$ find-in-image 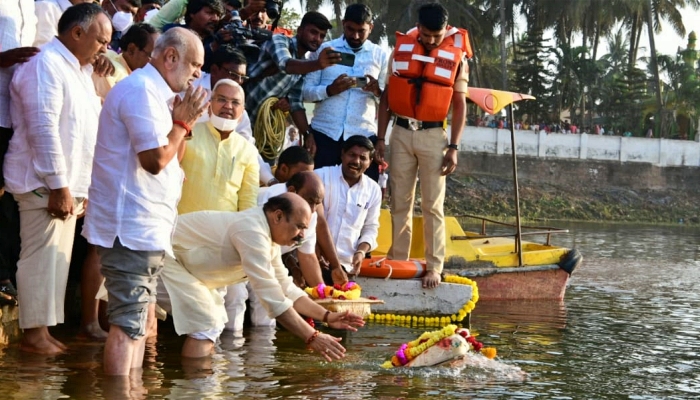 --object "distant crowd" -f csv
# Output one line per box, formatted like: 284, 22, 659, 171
468, 115, 688, 139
